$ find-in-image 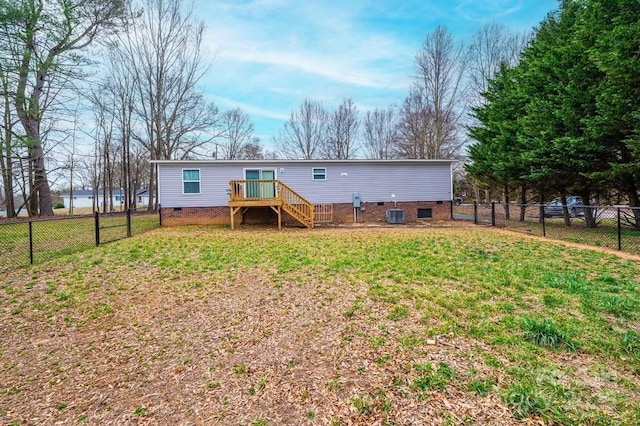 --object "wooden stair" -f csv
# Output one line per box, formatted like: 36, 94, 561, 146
278, 180, 314, 228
